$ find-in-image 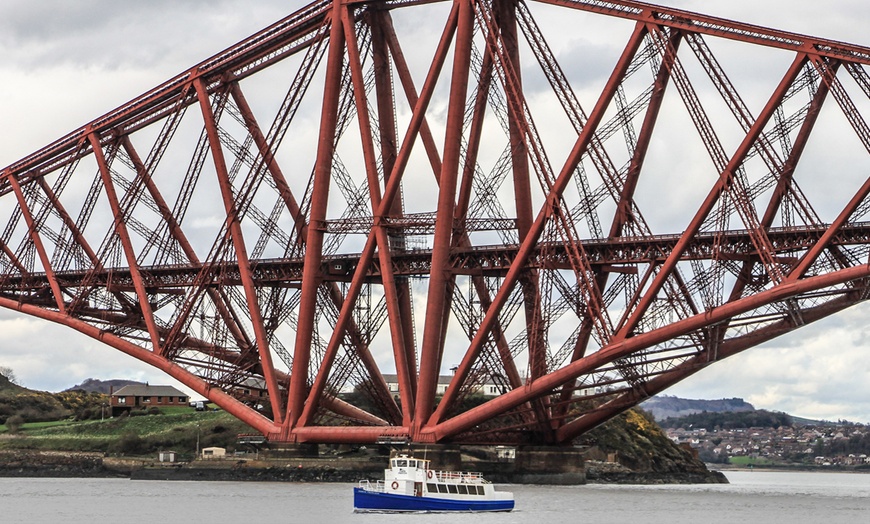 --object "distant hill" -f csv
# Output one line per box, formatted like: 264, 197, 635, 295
790, 415, 828, 426
659, 408, 793, 430
641, 395, 754, 421
63, 378, 145, 394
